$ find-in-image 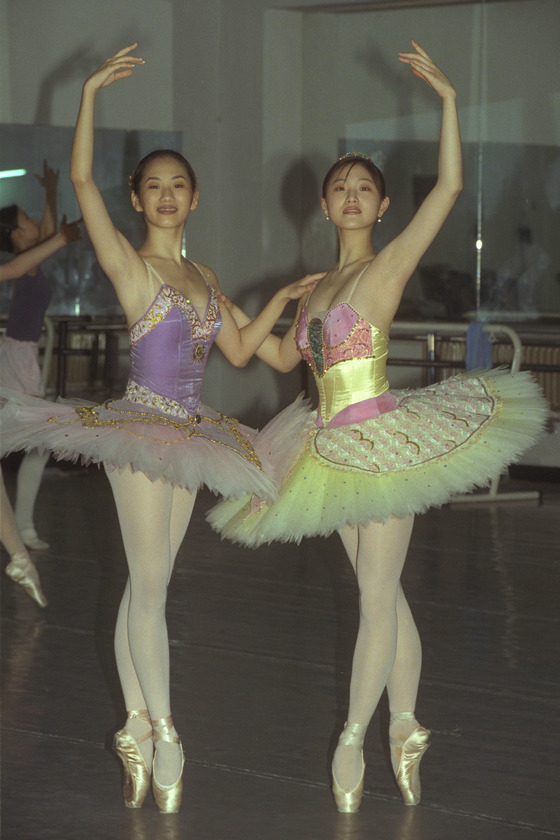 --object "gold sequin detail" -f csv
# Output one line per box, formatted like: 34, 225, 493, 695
129, 285, 219, 345
47, 397, 262, 468
122, 381, 194, 419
